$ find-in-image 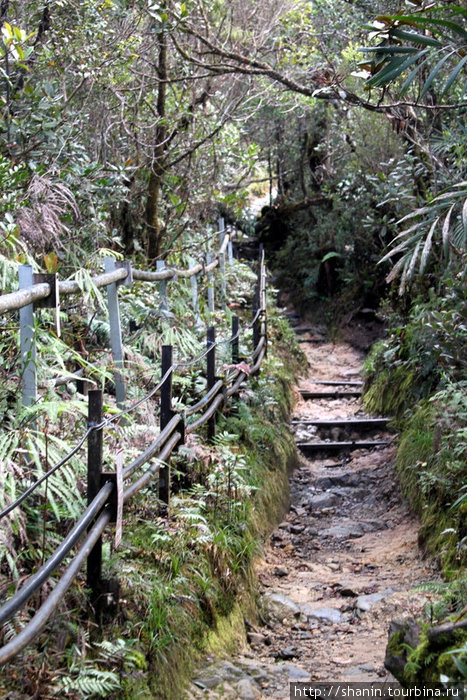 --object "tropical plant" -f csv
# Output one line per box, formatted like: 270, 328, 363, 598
357, 4, 467, 291
360, 5, 467, 101
381, 182, 467, 293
